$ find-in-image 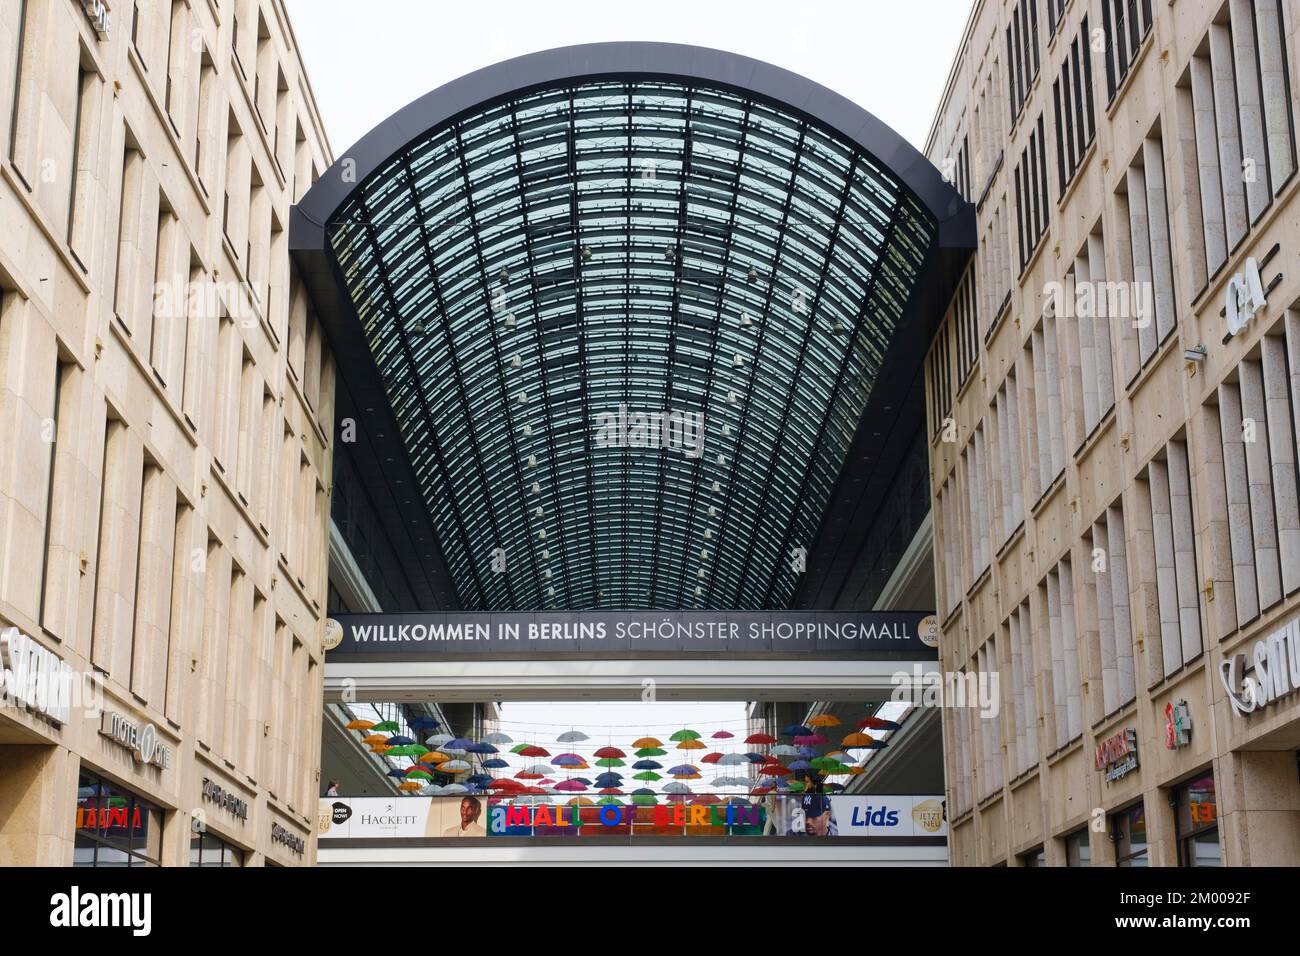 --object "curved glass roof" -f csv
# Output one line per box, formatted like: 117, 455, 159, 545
325, 78, 937, 611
